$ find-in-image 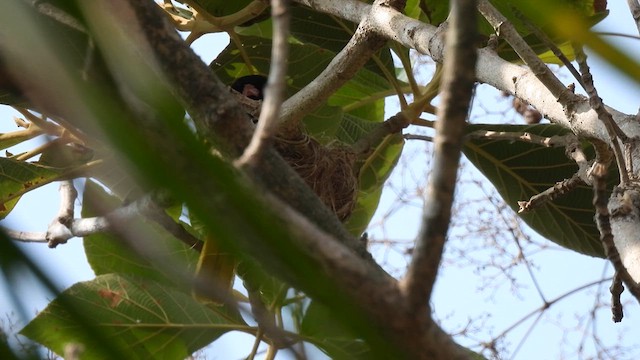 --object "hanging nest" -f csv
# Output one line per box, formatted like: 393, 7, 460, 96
274, 134, 358, 222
